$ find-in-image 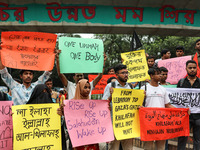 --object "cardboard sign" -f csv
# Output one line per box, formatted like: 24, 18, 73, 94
139, 107, 189, 141
0, 101, 13, 150
64, 100, 114, 147
59, 37, 104, 73
121, 50, 150, 82
161, 84, 177, 88
167, 88, 200, 113
112, 88, 144, 140
12, 104, 61, 150
1, 31, 57, 71
88, 74, 116, 94
158, 56, 191, 84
